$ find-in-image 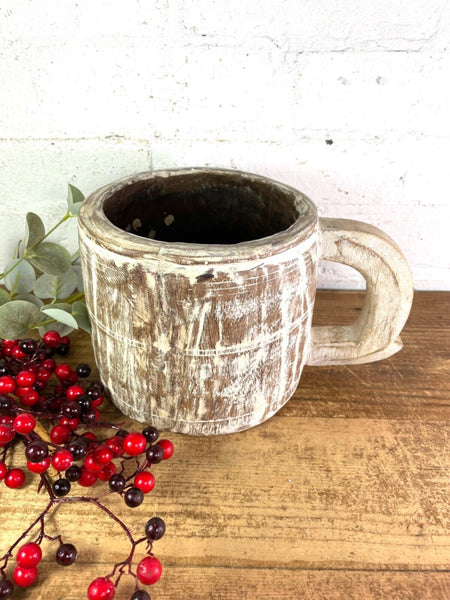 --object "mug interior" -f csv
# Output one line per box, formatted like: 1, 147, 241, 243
102, 171, 303, 244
